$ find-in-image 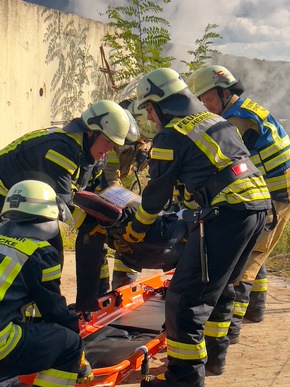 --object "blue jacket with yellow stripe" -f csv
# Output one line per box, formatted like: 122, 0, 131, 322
131, 111, 271, 234
223, 97, 290, 202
